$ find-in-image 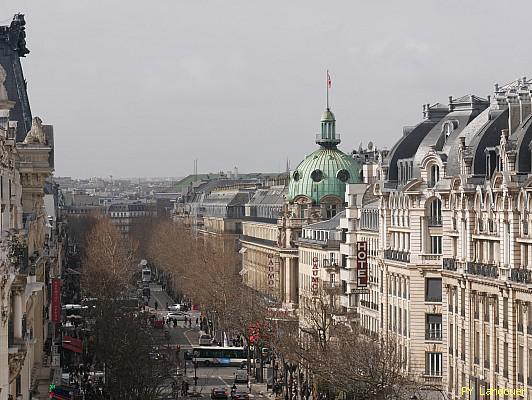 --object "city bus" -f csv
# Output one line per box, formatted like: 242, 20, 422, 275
142, 267, 151, 283
185, 346, 247, 367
